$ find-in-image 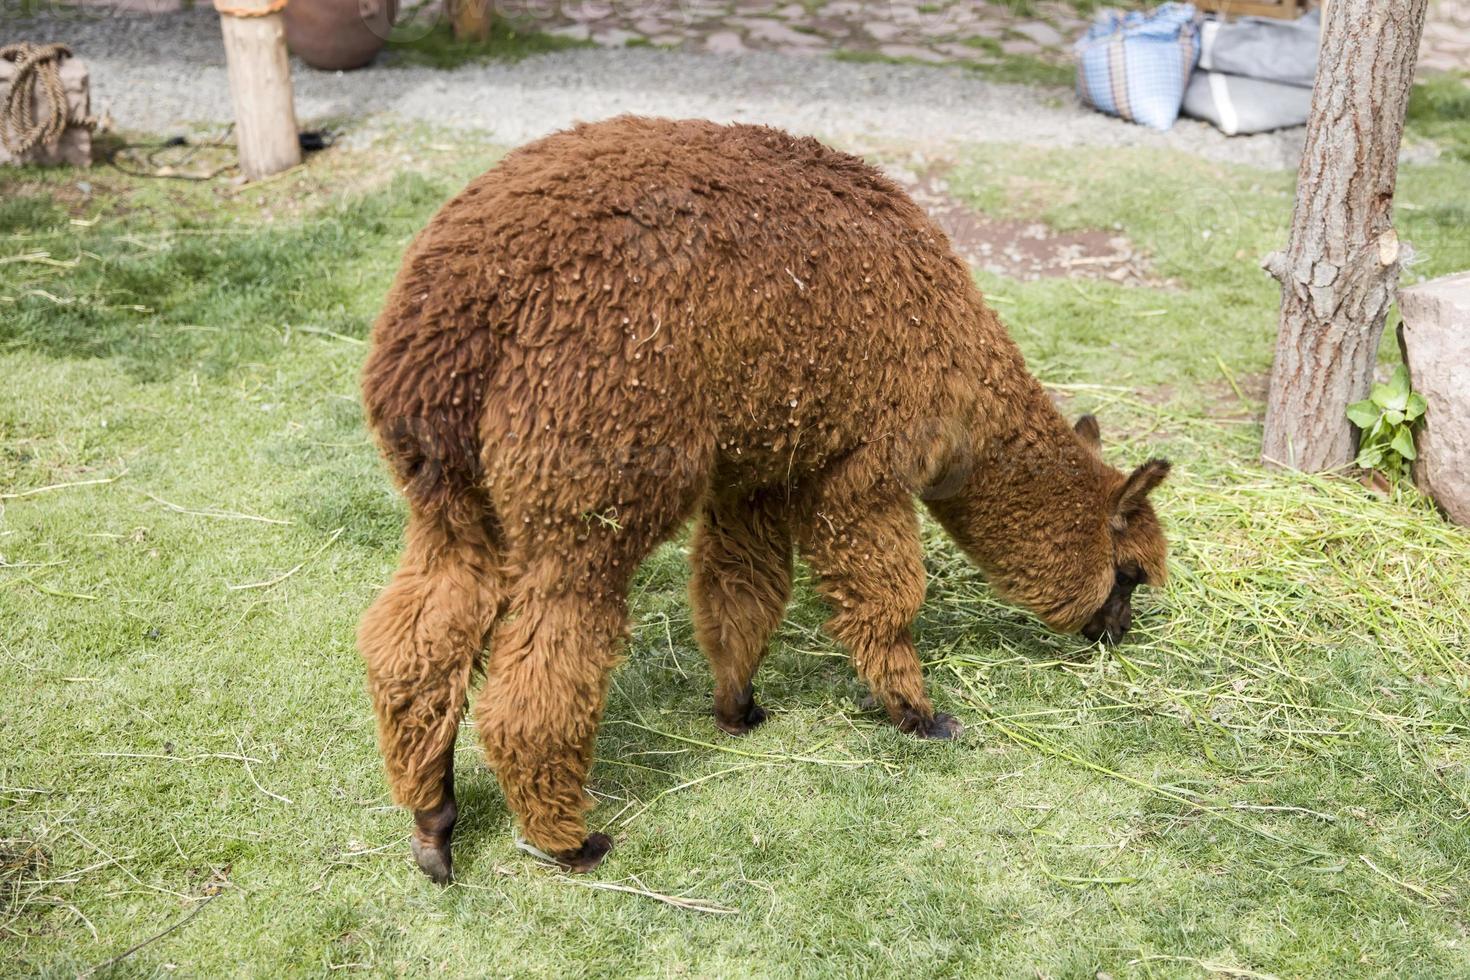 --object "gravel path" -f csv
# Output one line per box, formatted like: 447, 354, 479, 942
11, 9, 1306, 168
